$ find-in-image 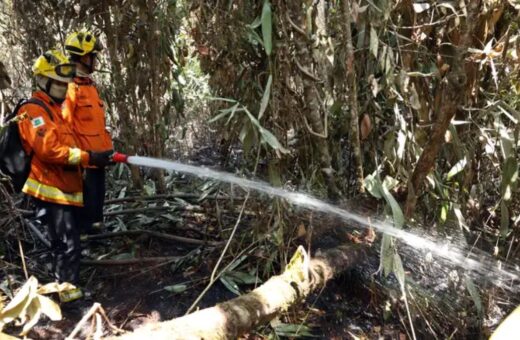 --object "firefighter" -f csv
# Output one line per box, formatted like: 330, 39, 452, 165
18, 50, 113, 300
63, 30, 113, 234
